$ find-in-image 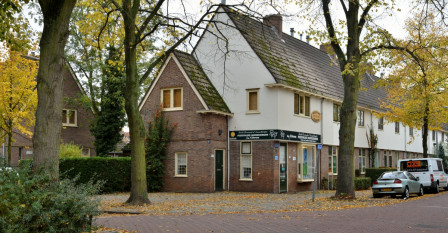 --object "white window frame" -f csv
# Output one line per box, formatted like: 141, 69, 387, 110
333, 104, 341, 122
297, 144, 316, 182
161, 87, 183, 111
240, 141, 252, 180
294, 93, 310, 117
328, 146, 338, 175
62, 109, 77, 127
246, 89, 260, 114
378, 117, 384, 131
358, 110, 364, 127
175, 152, 187, 177
358, 149, 366, 174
